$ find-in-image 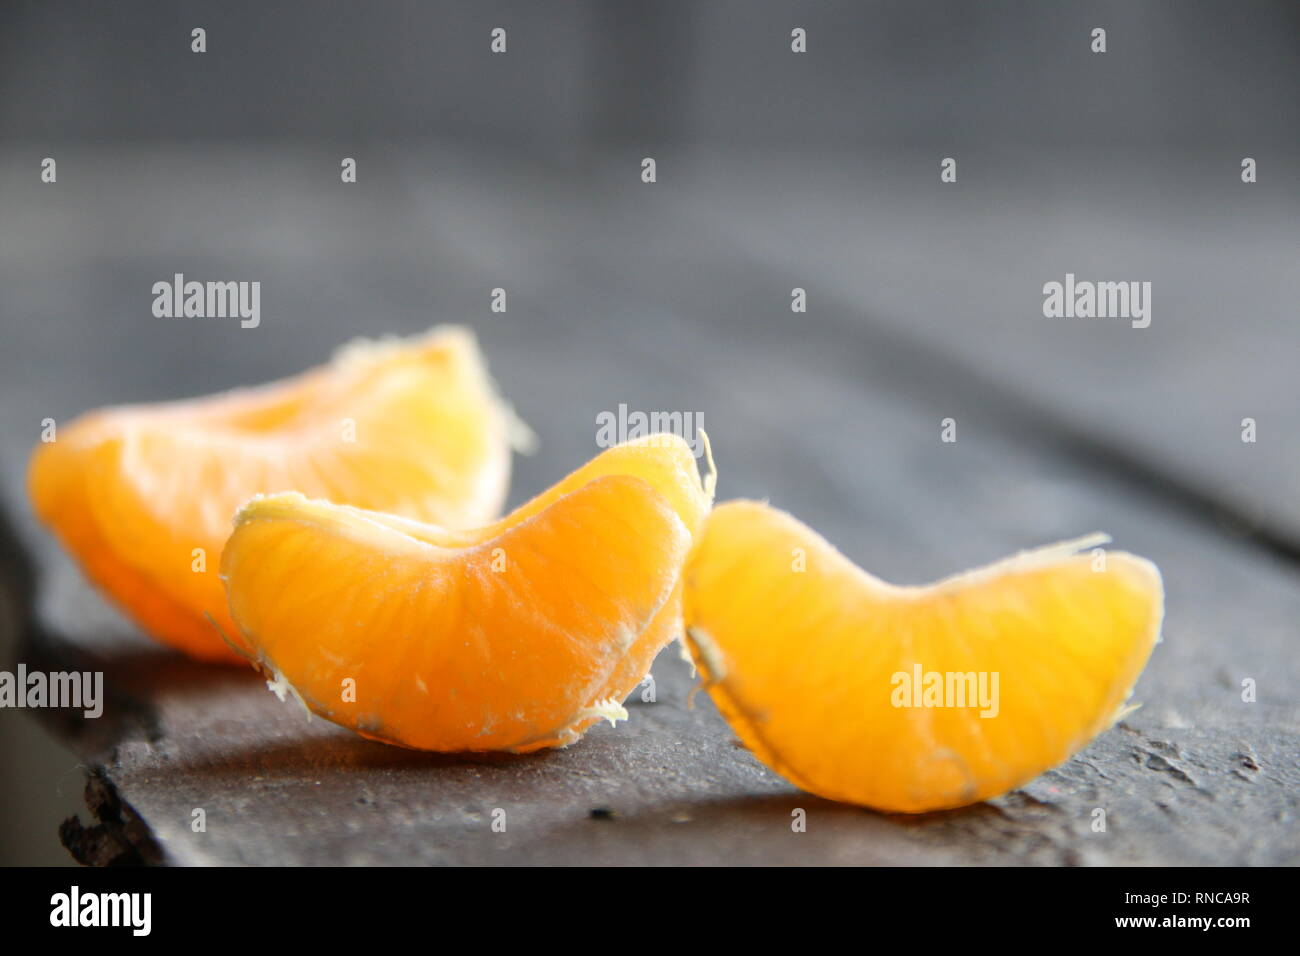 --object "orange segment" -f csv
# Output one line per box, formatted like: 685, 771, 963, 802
28, 327, 518, 662
221, 435, 713, 752
683, 501, 1164, 813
